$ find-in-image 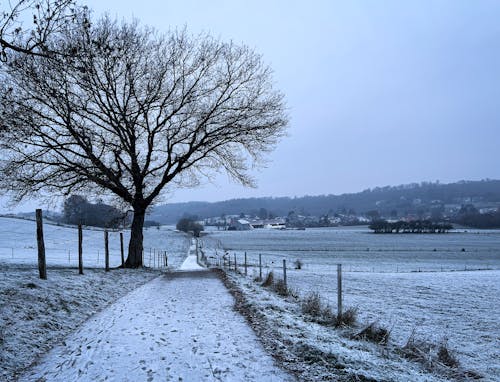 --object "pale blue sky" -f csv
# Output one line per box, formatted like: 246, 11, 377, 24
3, 0, 500, 211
